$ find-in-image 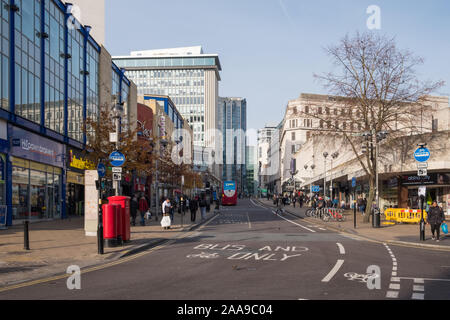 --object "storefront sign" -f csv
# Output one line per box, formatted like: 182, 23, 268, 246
9, 125, 65, 168
68, 149, 95, 171
401, 173, 450, 186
